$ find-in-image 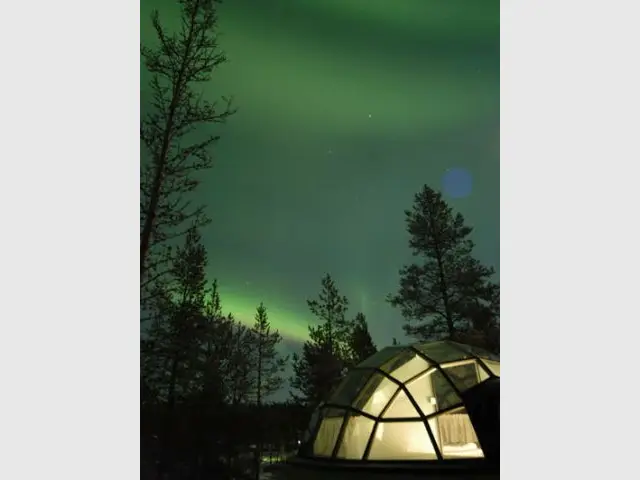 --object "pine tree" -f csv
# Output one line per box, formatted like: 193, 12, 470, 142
161, 227, 210, 408
140, 0, 235, 298
451, 301, 500, 353
348, 312, 377, 365
140, 227, 211, 476
226, 319, 255, 405
290, 274, 351, 406
198, 279, 234, 401
388, 185, 500, 341
250, 303, 289, 480
290, 326, 343, 407
251, 303, 289, 402
307, 274, 350, 360
196, 283, 263, 474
